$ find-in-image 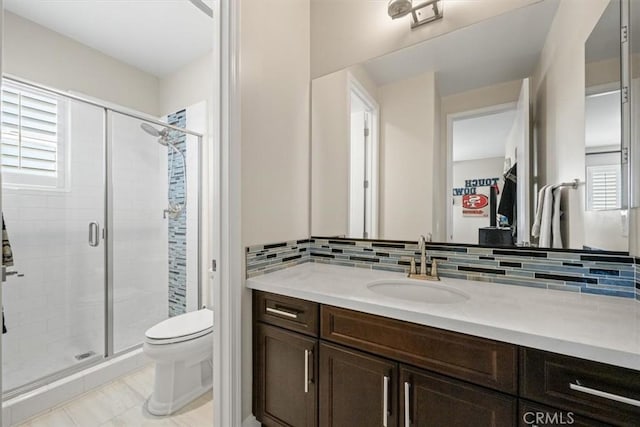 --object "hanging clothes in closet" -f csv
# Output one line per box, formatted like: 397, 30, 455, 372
497, 163, 517, 234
